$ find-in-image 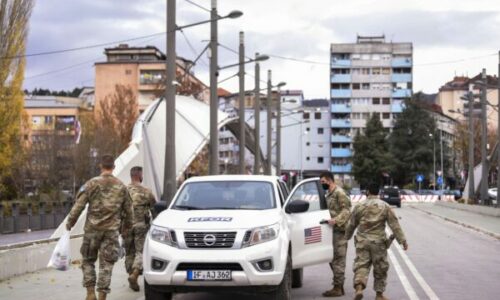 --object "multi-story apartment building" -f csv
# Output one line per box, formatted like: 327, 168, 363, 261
95, 44, 209, 113
330, 35, 413, 184
438, 74, 499, 128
